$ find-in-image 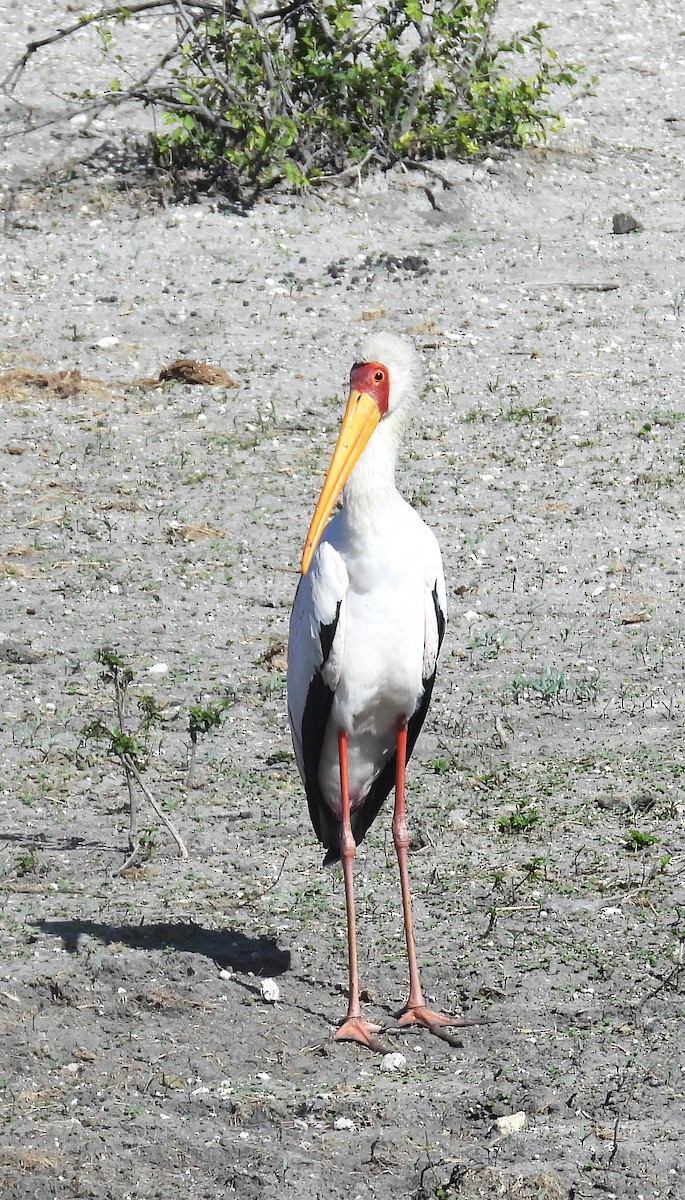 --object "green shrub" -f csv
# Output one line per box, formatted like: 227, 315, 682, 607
151, 0, 582, 195
7, 1, 584, 200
